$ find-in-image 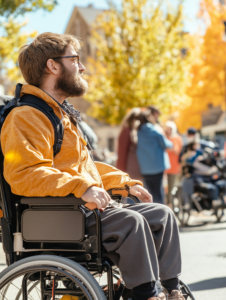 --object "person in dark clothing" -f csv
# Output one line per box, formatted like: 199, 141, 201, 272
179, 127, 217, 162
117, 108, 143, 182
